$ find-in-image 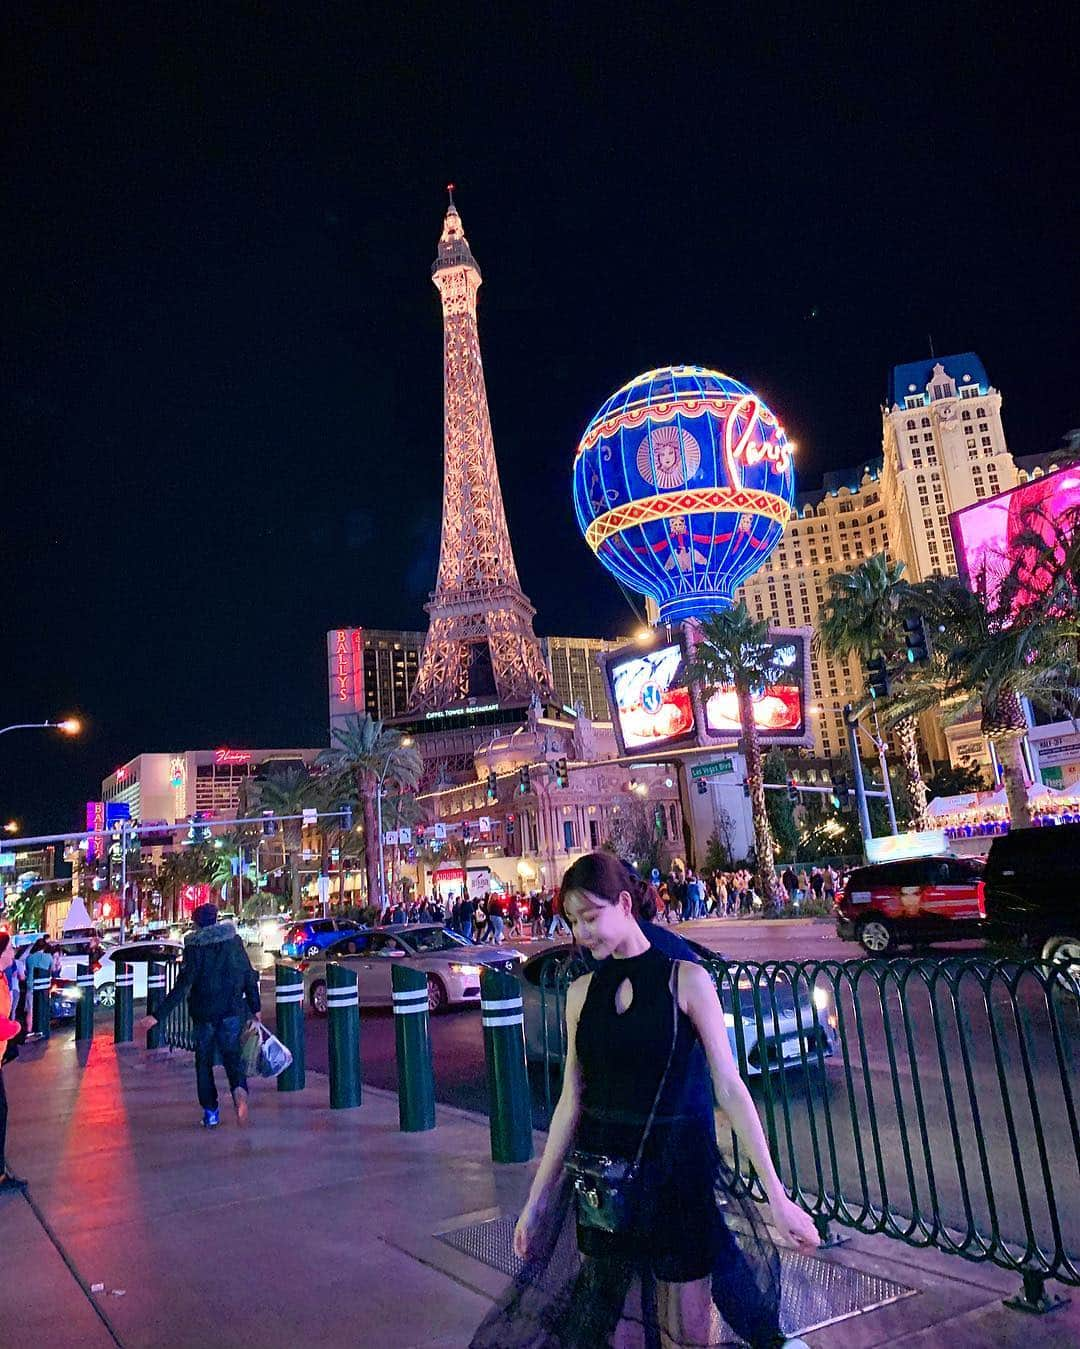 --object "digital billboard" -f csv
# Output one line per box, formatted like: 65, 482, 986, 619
606, 641, 696, 752
950, 468, 1080, 622
702, 633, 809, 742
